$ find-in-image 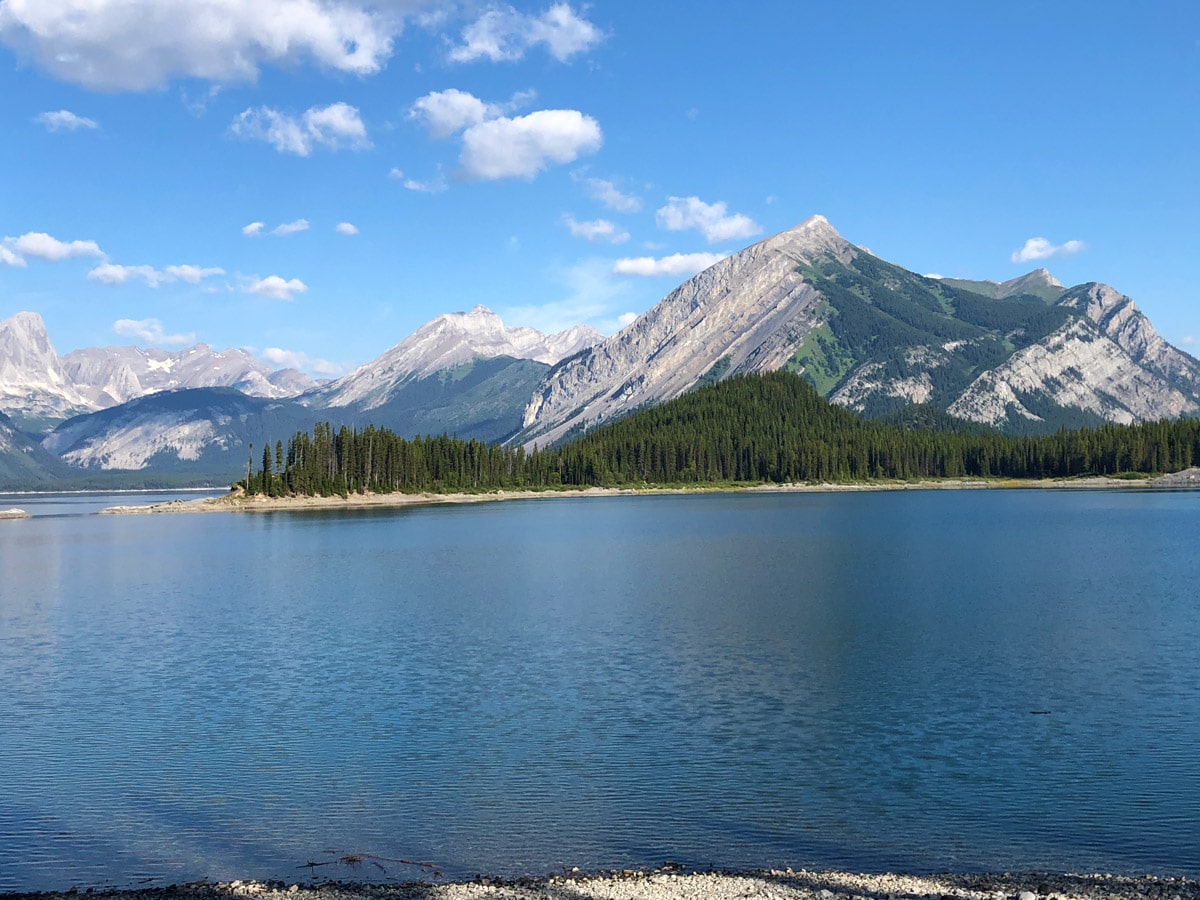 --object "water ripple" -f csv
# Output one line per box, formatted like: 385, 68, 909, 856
2, 491, 1200, 891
